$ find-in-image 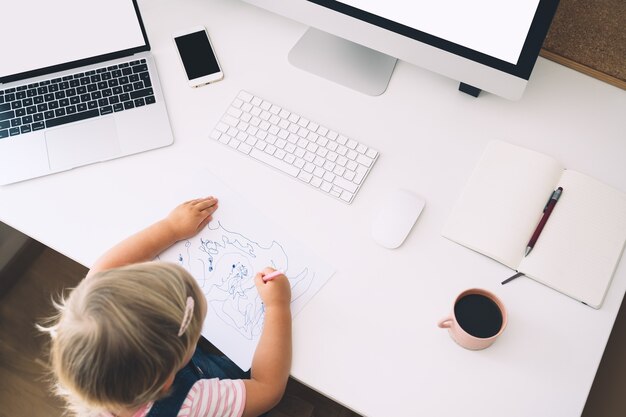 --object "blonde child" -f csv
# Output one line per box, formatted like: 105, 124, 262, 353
42, 196, 292, 417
